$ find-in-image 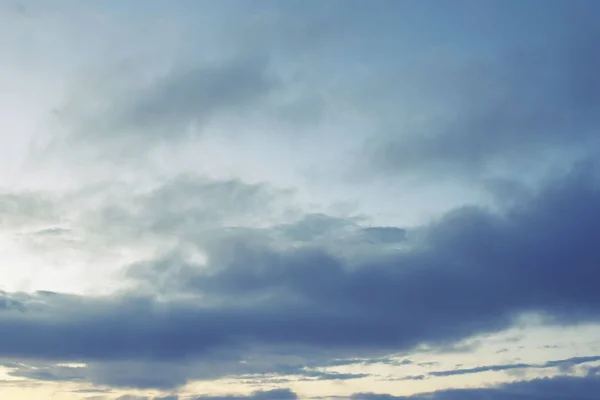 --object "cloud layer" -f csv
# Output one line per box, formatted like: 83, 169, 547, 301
1, 1, 600, 398
1, 162, 600, 391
